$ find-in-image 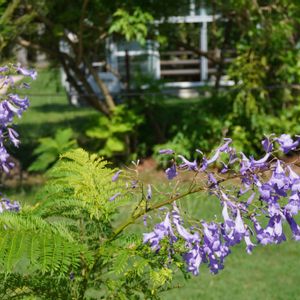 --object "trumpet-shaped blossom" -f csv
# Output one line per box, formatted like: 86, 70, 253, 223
276, 134, 300, 153
112, 170, 122, 182
178, 155, 198, 171
16, 65, 37, 80
143, 213, 177, 251
165, 163, 177, 180
159, 149, 174, 155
